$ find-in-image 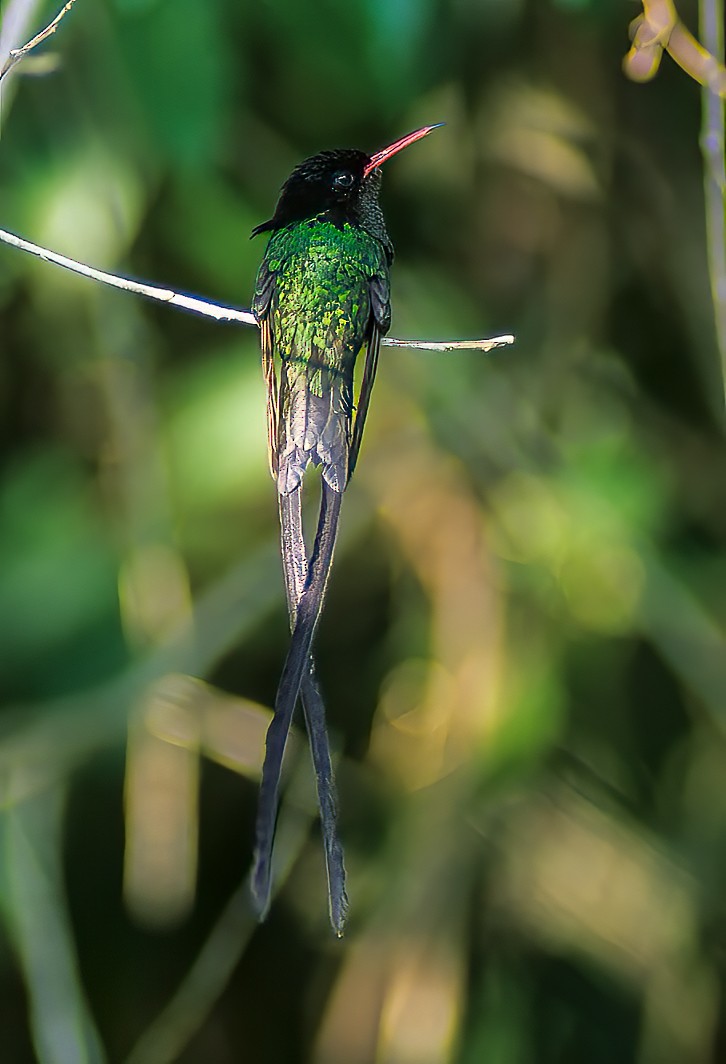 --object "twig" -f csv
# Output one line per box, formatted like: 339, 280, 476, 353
0, 225, 514, 351
383, 334, 514, 352
0, 0, 45, 123
0, 0, 79, 84
0, 0, 44, 74
0, 225, 258, 324
700, 0, 726, 407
